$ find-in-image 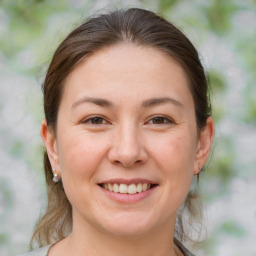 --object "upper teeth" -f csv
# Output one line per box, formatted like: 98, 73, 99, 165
103, 183, 150, 194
